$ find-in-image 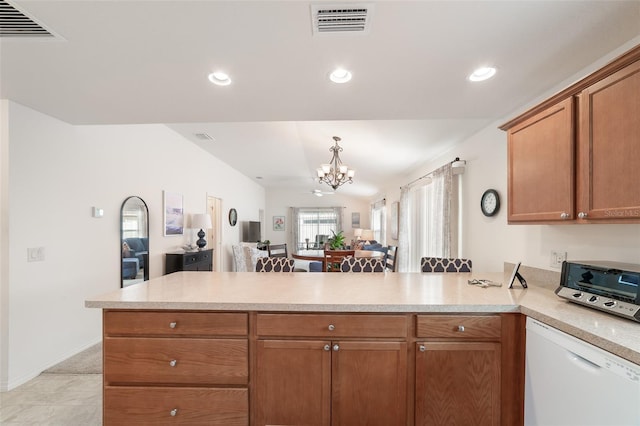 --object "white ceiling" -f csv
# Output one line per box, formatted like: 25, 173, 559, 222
2, 0, 640, 197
